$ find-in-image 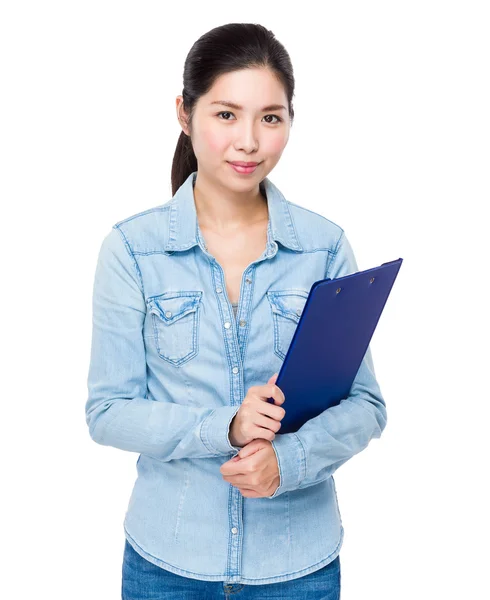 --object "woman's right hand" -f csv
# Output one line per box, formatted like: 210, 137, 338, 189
228, 373, 286, 447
